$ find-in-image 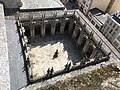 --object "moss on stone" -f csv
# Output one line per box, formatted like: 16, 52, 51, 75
39, 64, 120, 90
